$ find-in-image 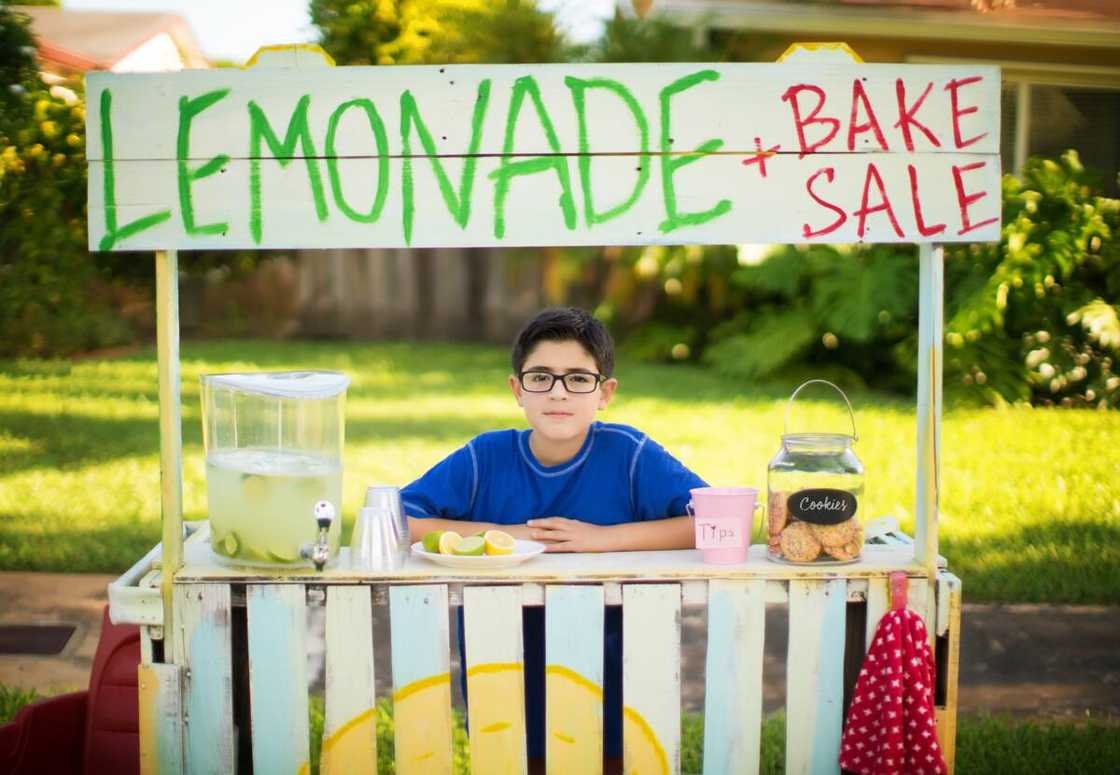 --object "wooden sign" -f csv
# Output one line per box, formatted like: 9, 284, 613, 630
86, 62, 1001, 251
